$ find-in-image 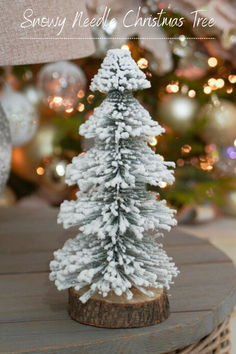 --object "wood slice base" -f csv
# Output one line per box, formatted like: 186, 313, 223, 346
68, 287, 169, 328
